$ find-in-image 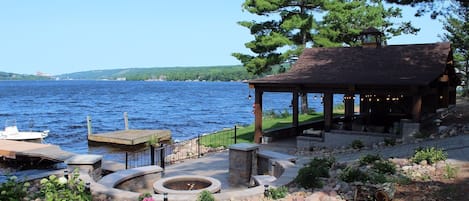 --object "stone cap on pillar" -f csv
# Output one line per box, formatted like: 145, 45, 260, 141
65, 154, 103, 165
229, 143, 259, 151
